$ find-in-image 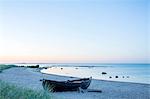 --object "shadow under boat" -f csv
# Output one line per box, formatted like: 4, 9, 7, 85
41, 77, 92, 92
